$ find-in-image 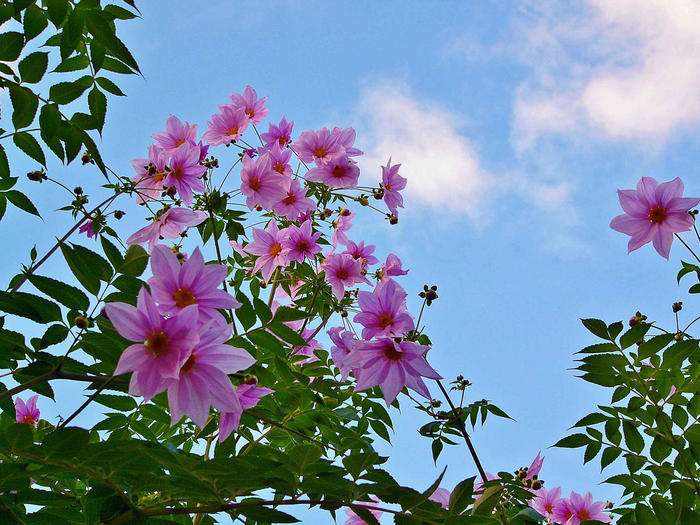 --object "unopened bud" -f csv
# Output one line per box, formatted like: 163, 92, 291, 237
388, 215, 398, 225
114, 210, 124, 220
672, 302, 683, 313
27, 170, 45, 182
74, 316, 88, 329
340, 310, 348, 318
81, 152, 93, 165
166, 186, 177, 198
340, 208, 351, 216
358, 196, 369, 206
255, 205, 263, 212
73, 186, 83, 195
